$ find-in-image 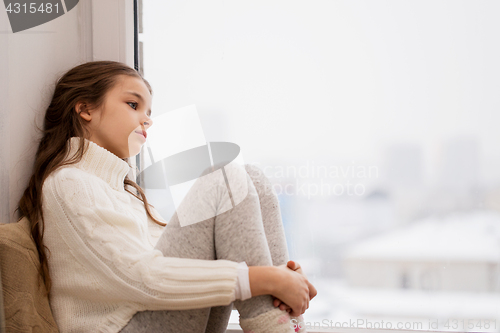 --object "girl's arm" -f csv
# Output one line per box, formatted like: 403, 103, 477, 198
42, 168, 247, 311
